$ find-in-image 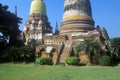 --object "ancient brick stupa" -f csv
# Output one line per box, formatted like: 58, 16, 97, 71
23, 0, 52, 45
23, 0, 109, 64
60, 0, 94, 35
